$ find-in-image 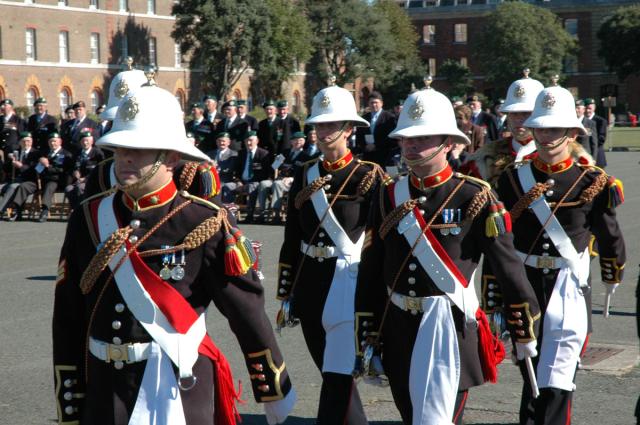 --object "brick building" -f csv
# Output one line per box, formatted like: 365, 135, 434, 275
396, 0, 640, 115
0, 0, 309, 118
